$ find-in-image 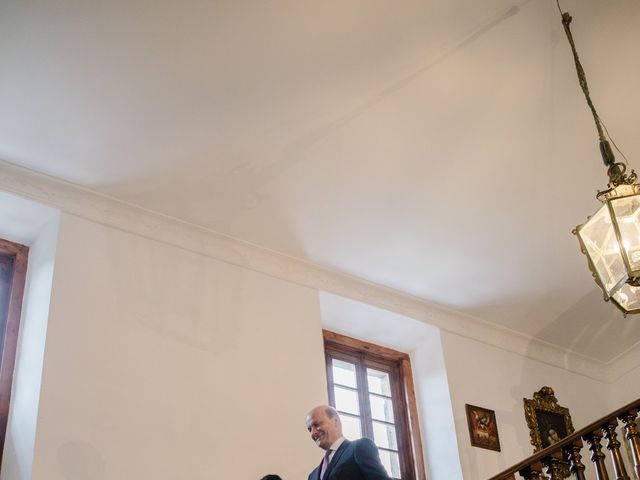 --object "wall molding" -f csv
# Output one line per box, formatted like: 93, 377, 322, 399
605, 342, 640, 383
0, 159, 626, 382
